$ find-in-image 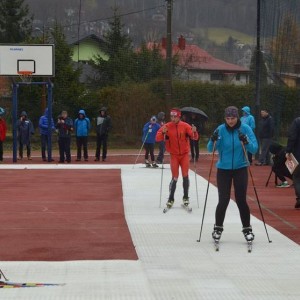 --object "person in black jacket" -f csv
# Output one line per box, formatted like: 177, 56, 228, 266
255, 109, 274, 166
269, 142, 292, 188
95, 107, 112, 162
286, 117, 300, 208
187, 113, 202, 162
